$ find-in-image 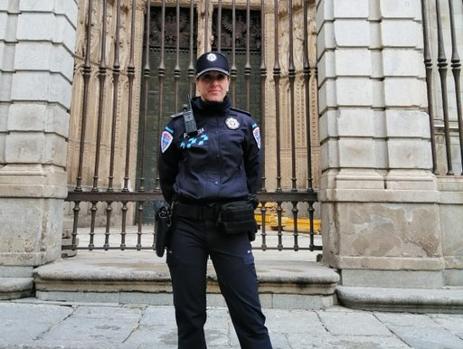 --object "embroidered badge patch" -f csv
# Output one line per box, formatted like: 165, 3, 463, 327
225, 117, 240, 130
253, 127, 261, 149
180, 134, 209, 149
207, 53, 217, 61
161, 130, 173, 153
